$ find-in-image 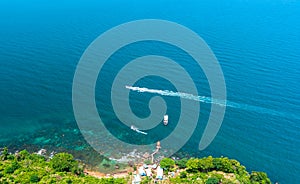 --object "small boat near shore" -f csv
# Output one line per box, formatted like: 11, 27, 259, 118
163, 115, 168, 125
